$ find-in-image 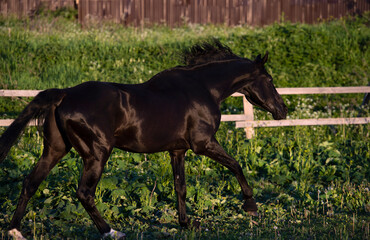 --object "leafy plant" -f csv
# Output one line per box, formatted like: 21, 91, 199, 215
0, 13, 369, 239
